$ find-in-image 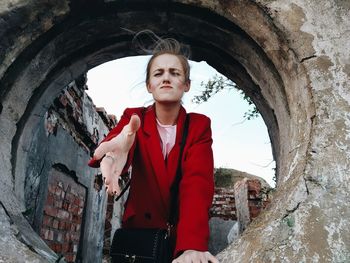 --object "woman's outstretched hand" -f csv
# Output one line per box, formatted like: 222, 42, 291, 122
172, 250, 219, 263
93, 114, 141, 195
